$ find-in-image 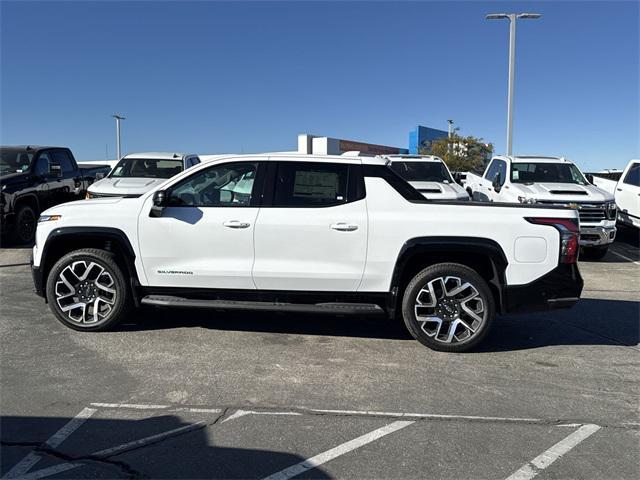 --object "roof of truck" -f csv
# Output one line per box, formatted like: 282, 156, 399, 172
510, 155, 568, 163
0, 145, 67, 151
209, 153, 389, 166
123, 152, 197, 160
382, 154, 444, 163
